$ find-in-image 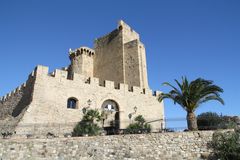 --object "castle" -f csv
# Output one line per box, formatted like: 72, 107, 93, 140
0, 20, 164, 136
